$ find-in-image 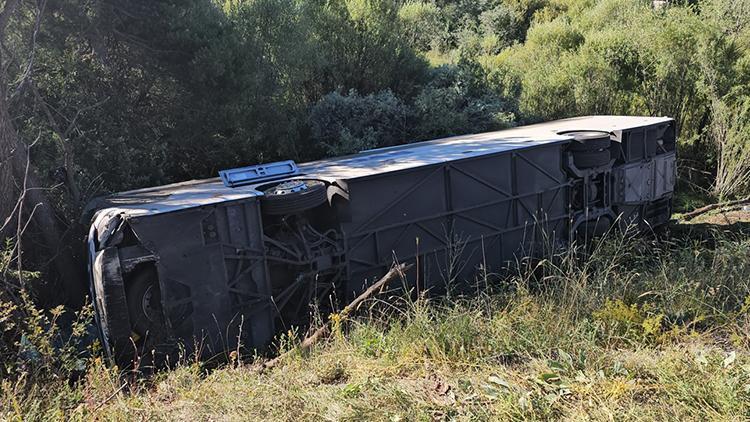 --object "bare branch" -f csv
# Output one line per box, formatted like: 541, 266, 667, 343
62, 96, 110, 138
2, 133, 39, 286
14, 130, 32, 281
0, 184, 22, 233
